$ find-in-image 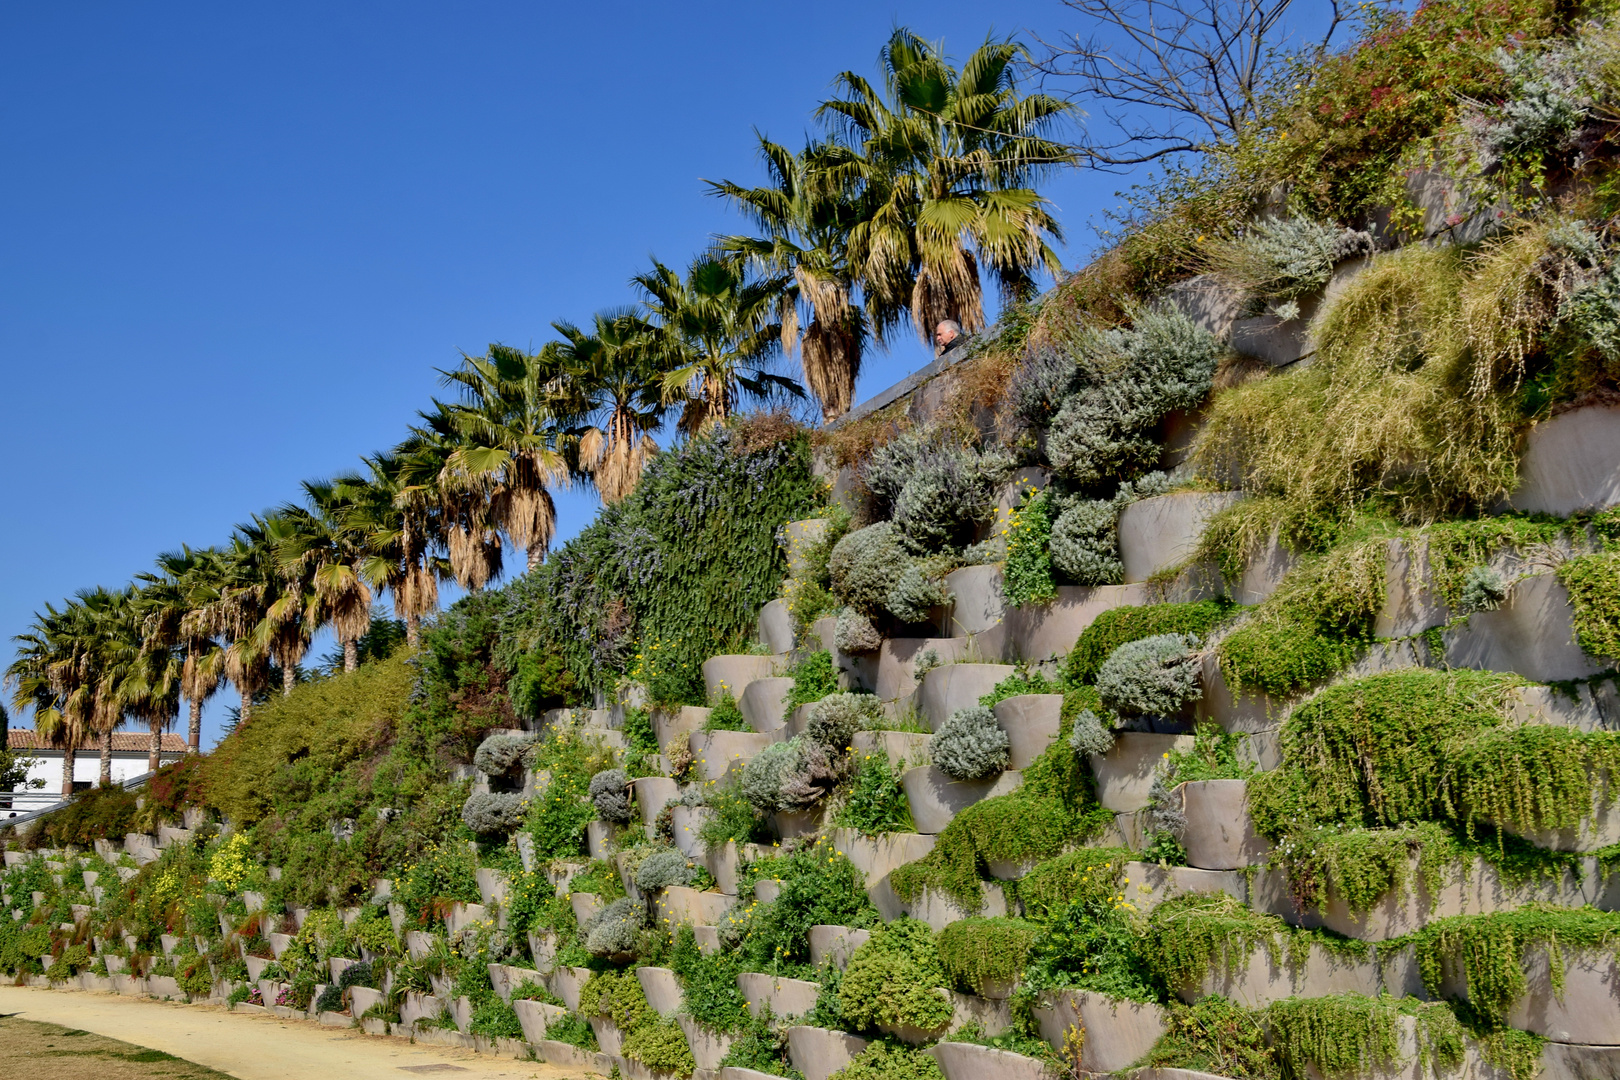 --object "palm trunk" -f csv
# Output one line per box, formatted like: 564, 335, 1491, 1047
406, 612, 421, 650
344, 639, 359, 672
527, 543, 543, 571
99, 730, 113, 787
282, 660, 296, 696
239, 691, 252, 728
60, 747, 75, 796
187, 697, 203, 754
148, 720, 161, 776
